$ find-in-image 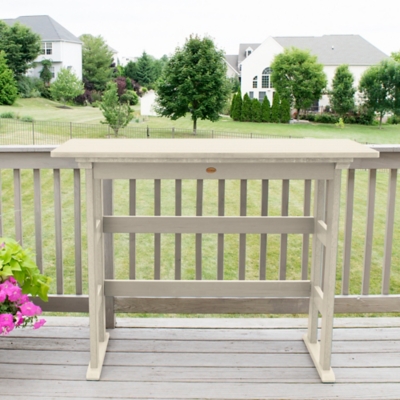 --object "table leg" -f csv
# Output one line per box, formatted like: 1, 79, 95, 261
304, 170, 341, 383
